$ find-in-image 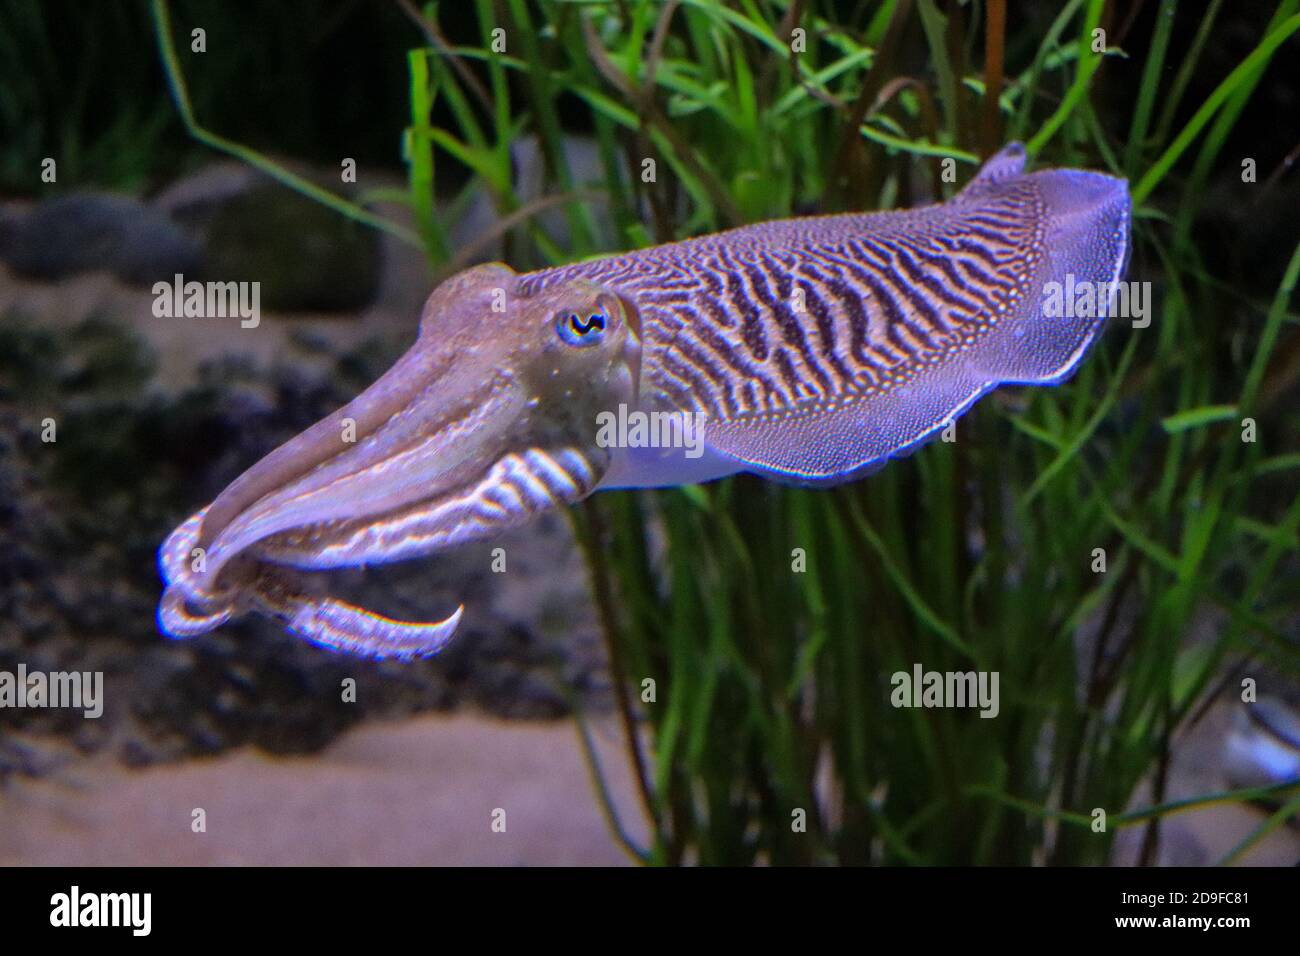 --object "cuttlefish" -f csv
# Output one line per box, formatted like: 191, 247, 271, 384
157, 144, 1131, 658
